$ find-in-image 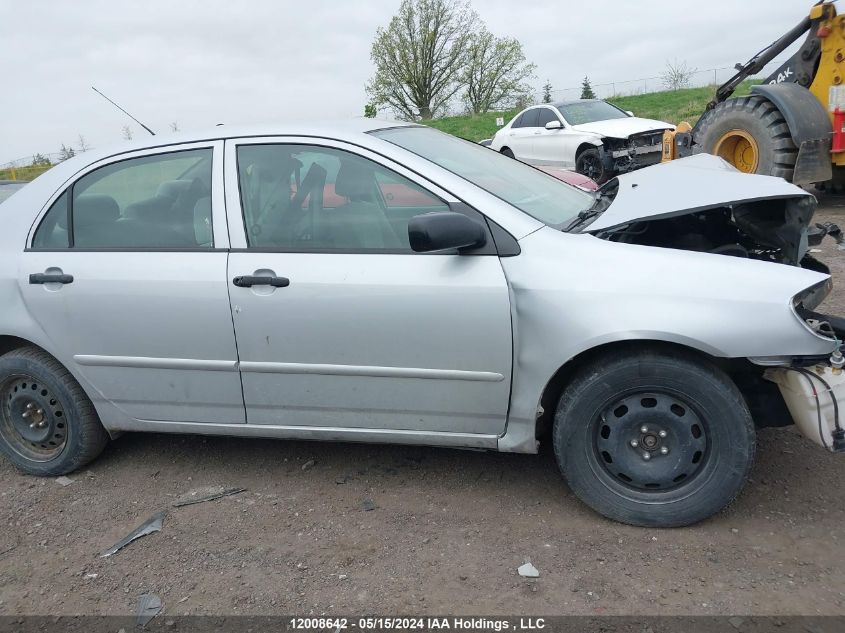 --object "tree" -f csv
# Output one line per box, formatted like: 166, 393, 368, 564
662, 59, 696, 91
542, 80, 552, 104
366, 0, 478, 120
77, 134, 91, 152
461, 27, 535, 114
30, 153, 51, 167
364, 104, 378, 118
122, 125, 134, 141
580, 76, 596, 99
58, 144, 76, 161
